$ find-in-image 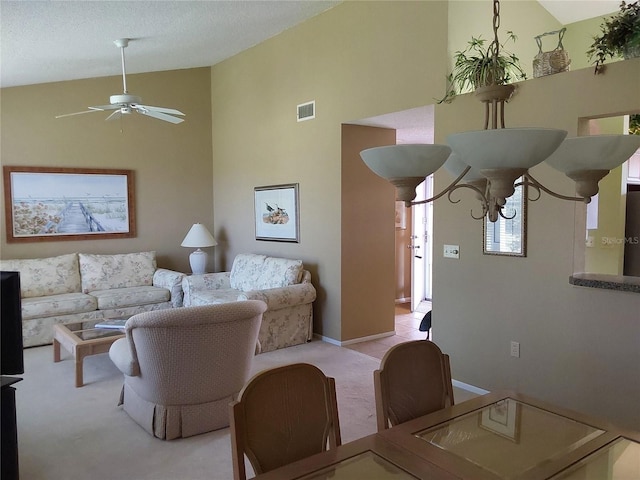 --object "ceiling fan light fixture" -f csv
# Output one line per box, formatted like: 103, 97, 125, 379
56, 38, 185, 124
